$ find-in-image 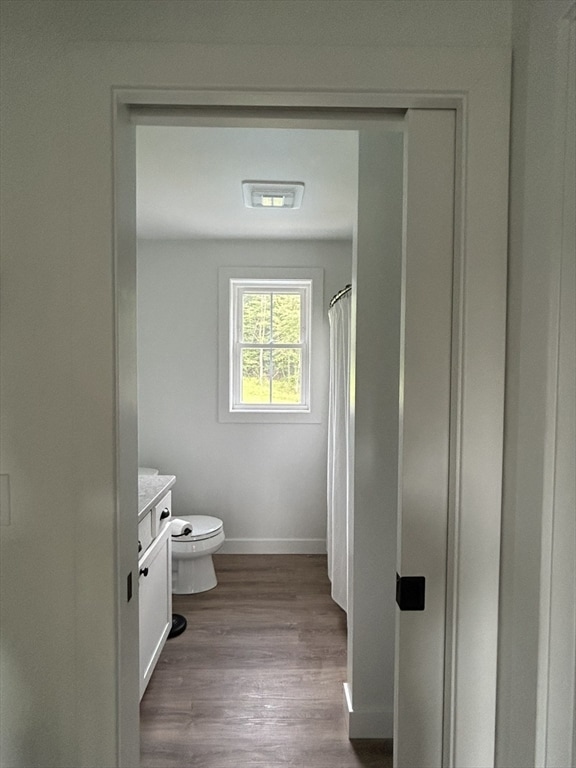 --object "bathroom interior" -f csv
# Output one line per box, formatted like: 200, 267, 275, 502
136, 124, 355, 558
135, 122, 403, 744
